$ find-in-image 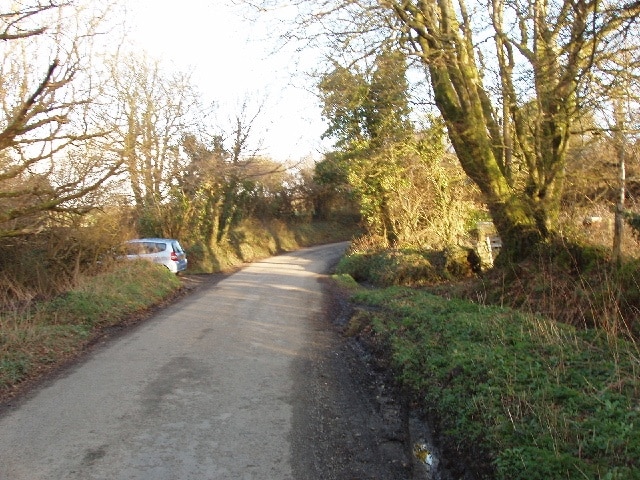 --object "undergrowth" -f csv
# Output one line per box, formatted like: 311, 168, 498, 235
0, 218, 357, 399
336, 245, 474, 286
336, 237, 640, 479
348, 286, 640, 480
0, 261, 181, 395
185, 218, 360, 273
